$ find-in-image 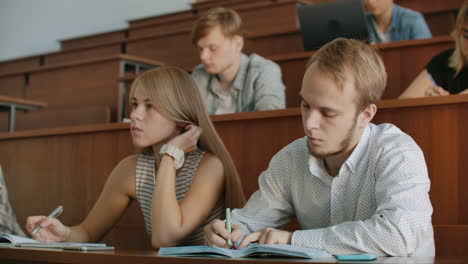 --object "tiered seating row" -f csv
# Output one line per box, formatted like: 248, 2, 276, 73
0, 0, 461, 73
0, 55, 163, 130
